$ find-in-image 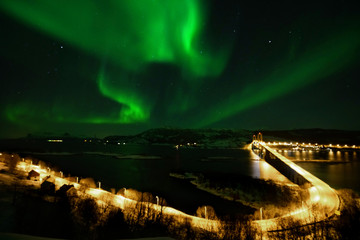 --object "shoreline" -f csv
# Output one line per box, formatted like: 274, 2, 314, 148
189, 179, 262, 209
169, 172, 289, 210
14, 151, 163, 160
290, 159, 350, 163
